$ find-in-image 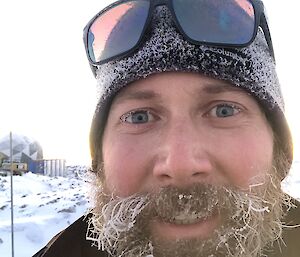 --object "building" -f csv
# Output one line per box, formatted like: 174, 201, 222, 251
0, 134, 66, 176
